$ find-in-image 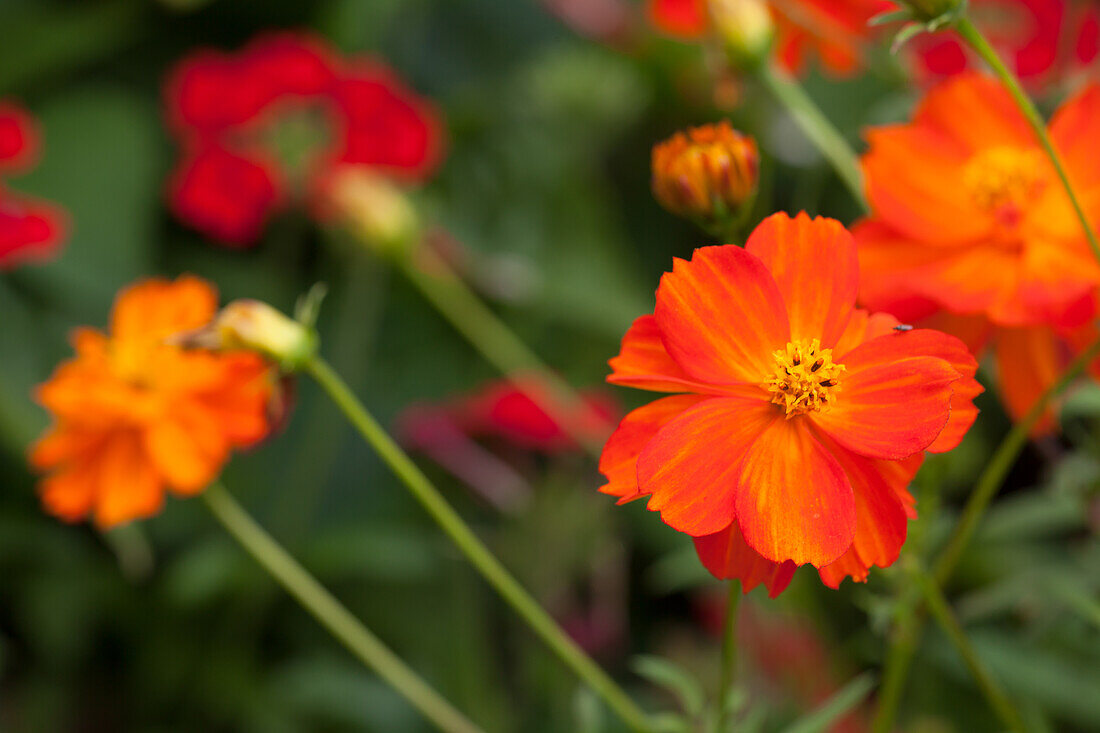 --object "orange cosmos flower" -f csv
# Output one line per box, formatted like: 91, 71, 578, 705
600, 212, 981, 594
652, 121, 759, 226
30, 276, 274, 527
855, 73, 1100, 431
